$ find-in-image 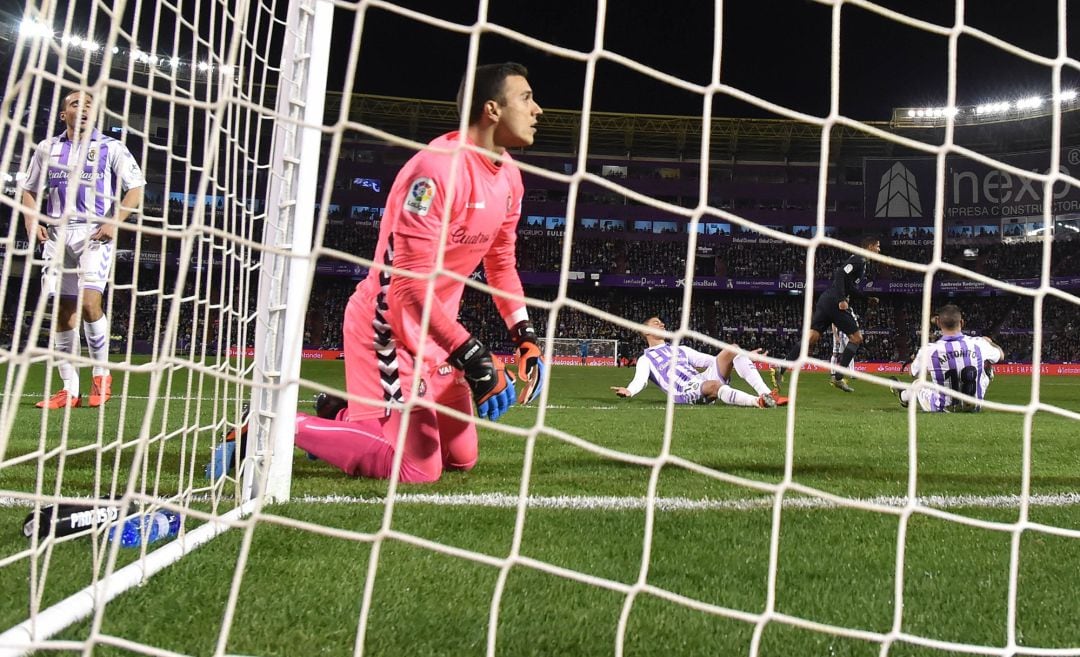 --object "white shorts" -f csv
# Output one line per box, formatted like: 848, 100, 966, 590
678, 365, 728, 405
41, 224, 114, 298
701, 359, 729, 387
914, 376, 992, 412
